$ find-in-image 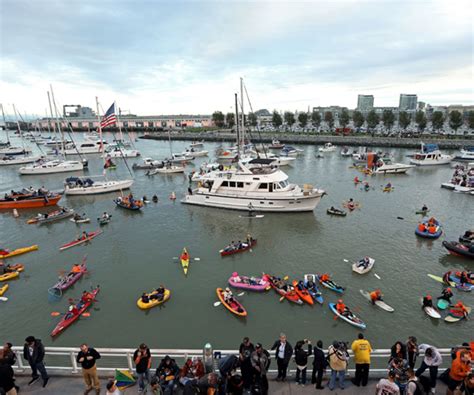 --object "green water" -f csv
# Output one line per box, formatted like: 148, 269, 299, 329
0, 132, 472, 349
